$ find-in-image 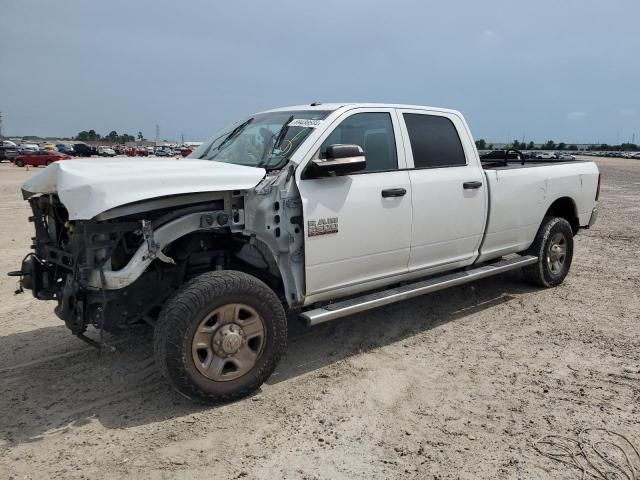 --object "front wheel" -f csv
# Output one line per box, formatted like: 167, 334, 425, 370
15, 159, 24, 167
154, 271, 287, 403
523, 216, 574, 287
